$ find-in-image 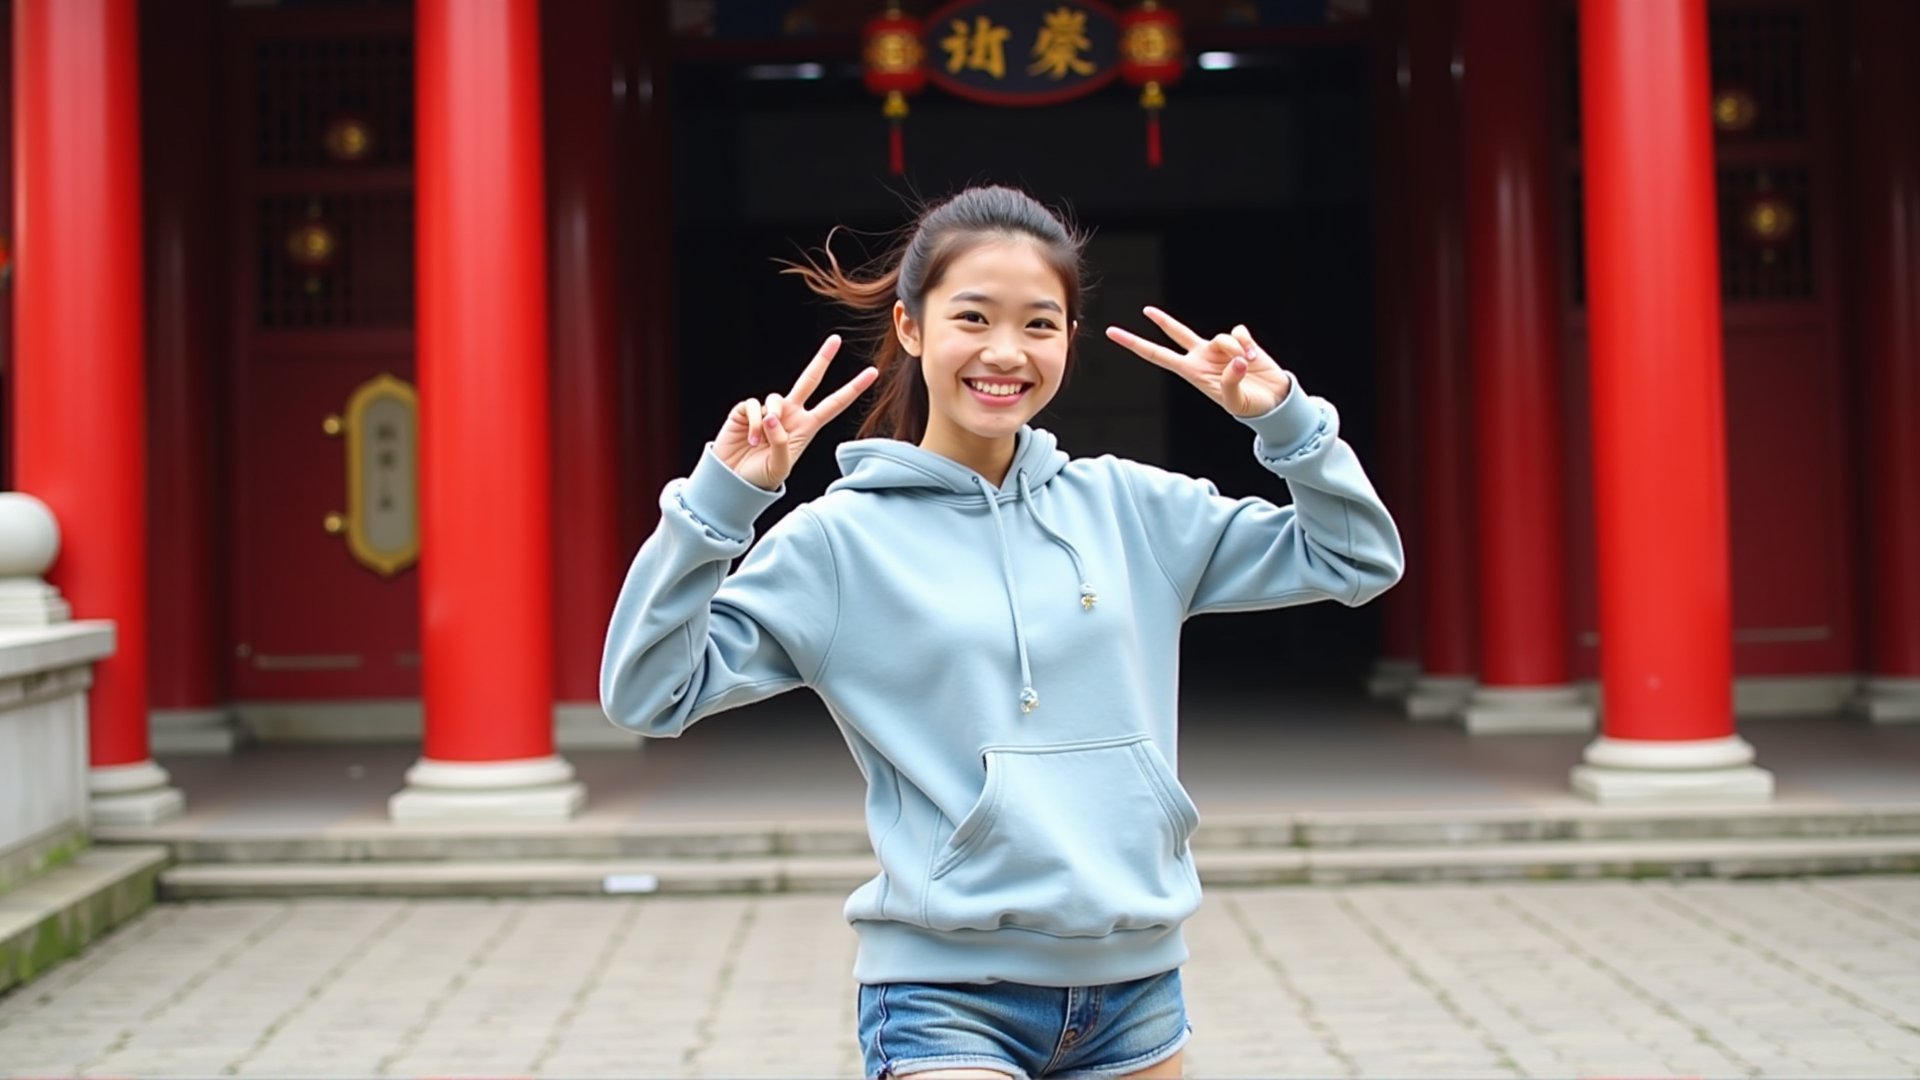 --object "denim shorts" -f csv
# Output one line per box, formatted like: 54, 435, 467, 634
857, 967, 1191, 1079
